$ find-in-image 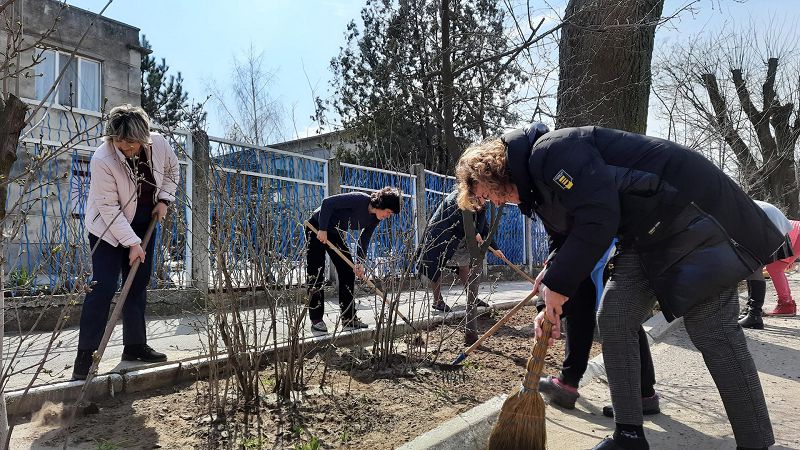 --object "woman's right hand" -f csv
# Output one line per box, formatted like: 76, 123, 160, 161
129, 244, 145, 266
316, 230, 328, 244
